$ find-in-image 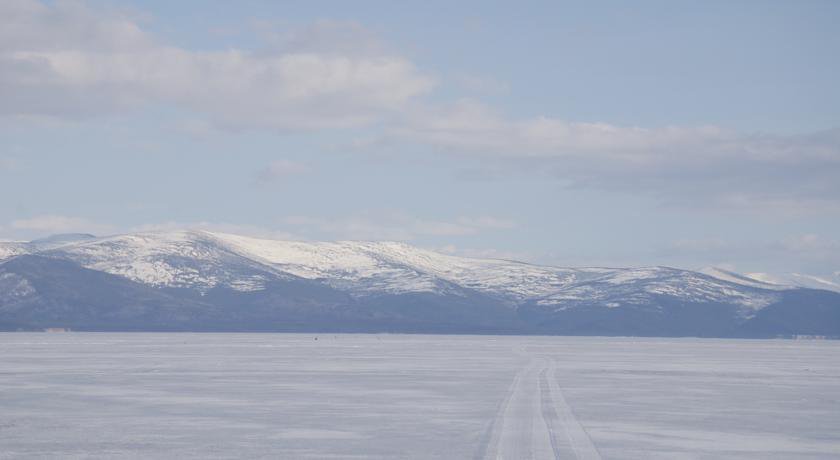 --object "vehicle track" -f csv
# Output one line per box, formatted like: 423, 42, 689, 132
480, 355, 601, 459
